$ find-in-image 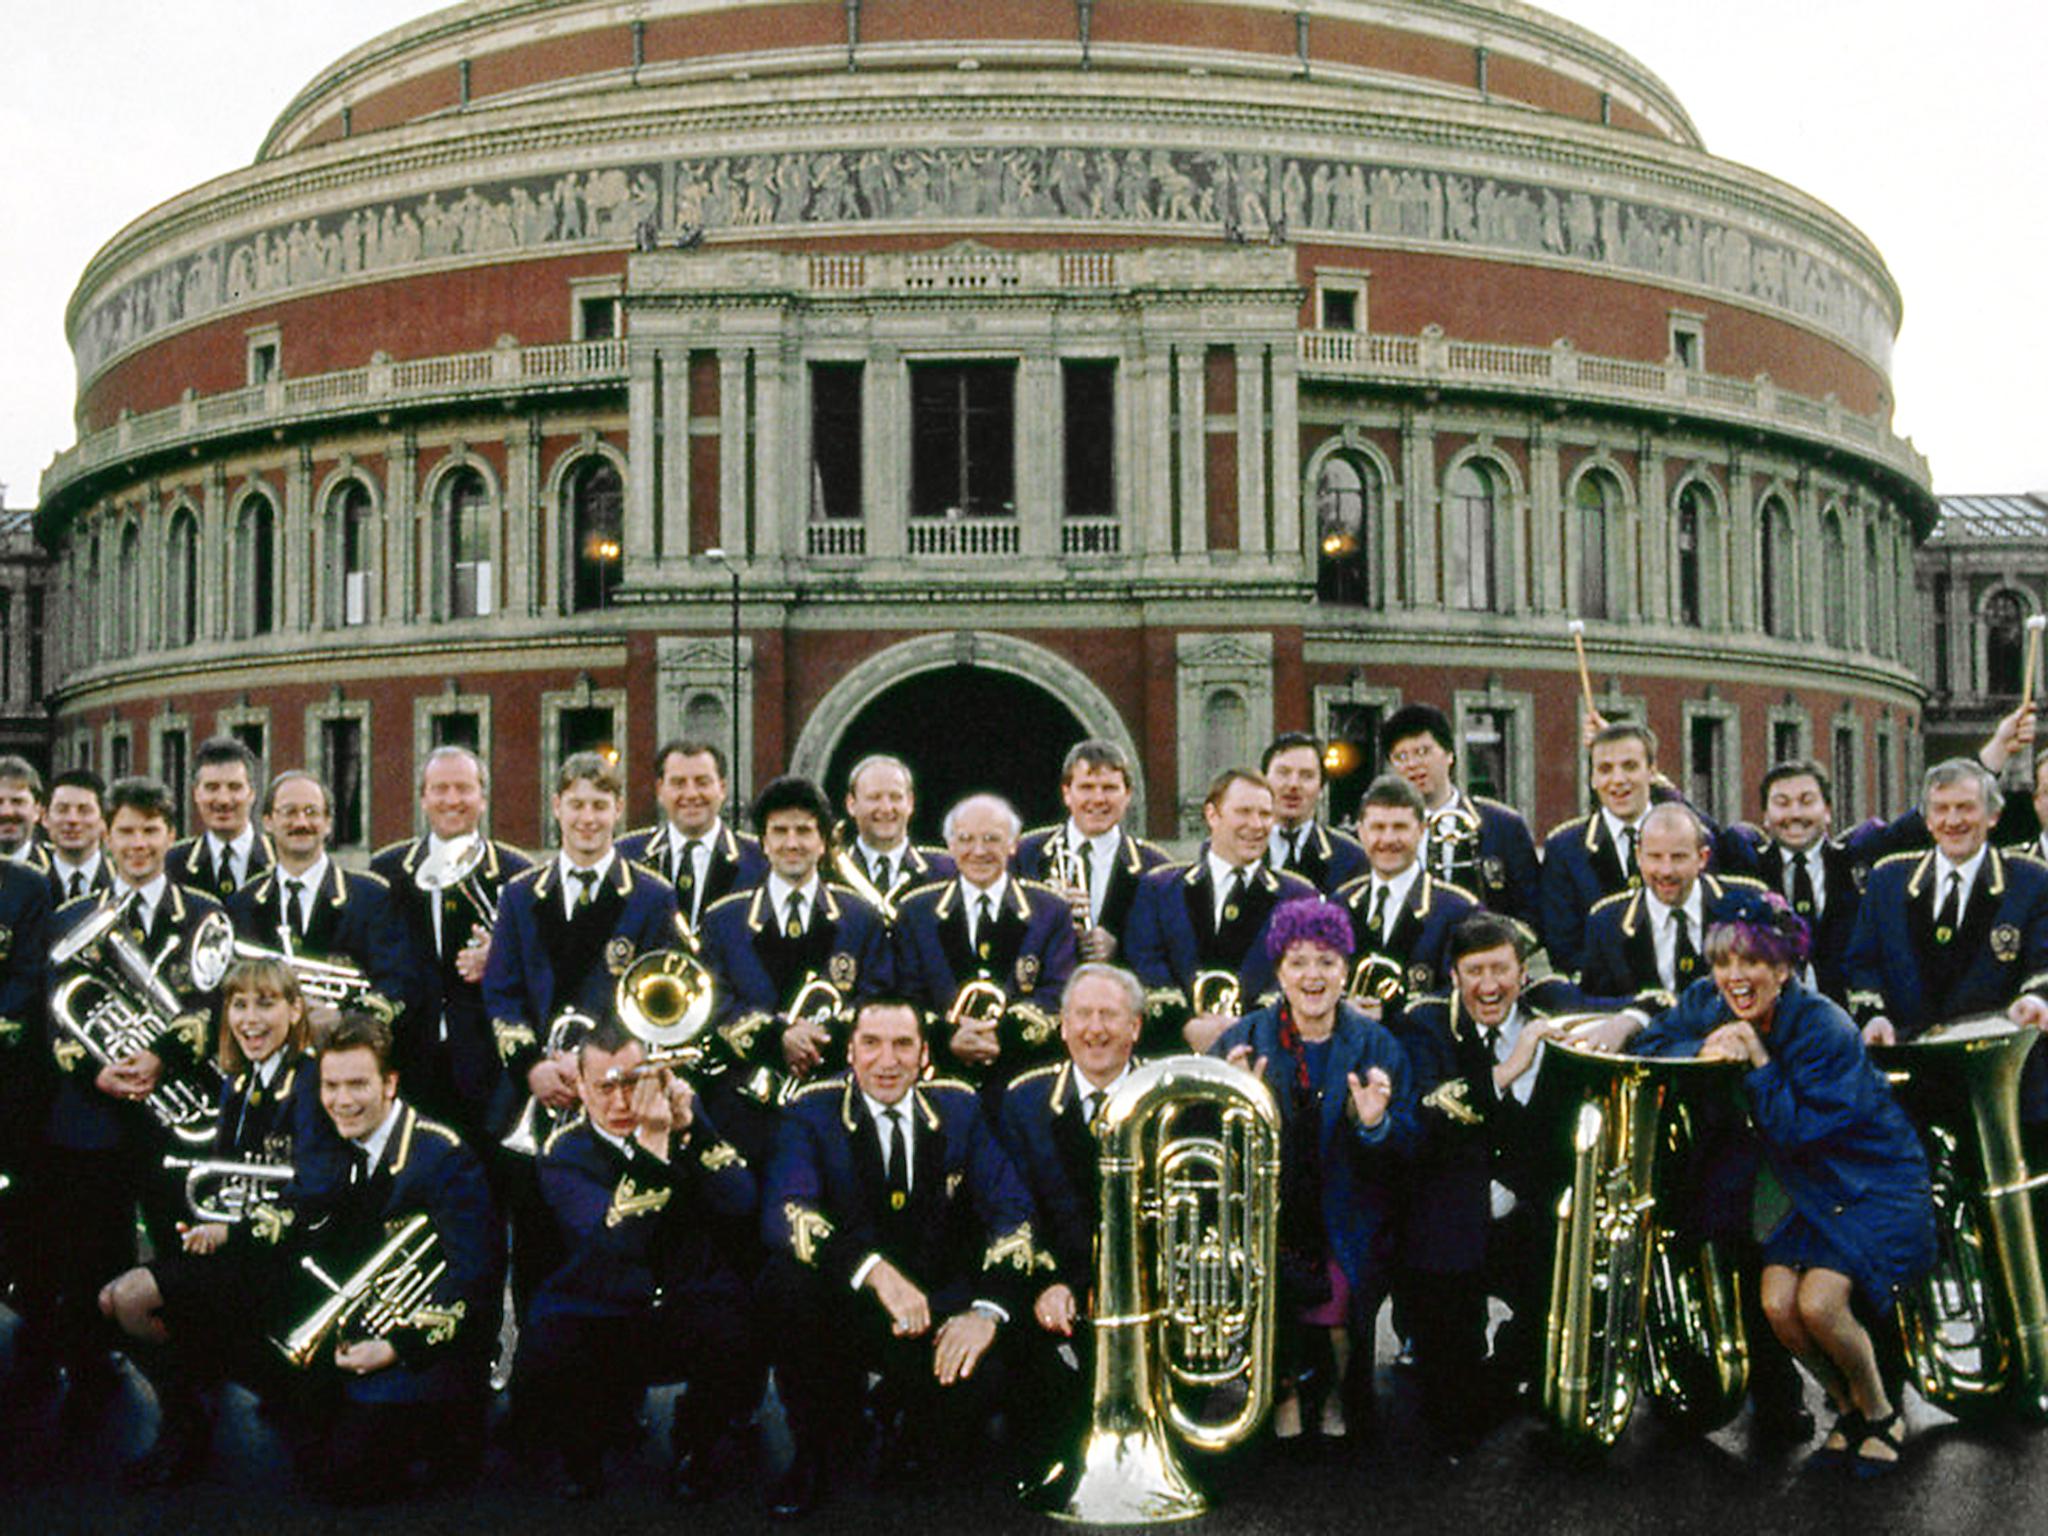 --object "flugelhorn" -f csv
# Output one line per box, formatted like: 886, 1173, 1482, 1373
1873, 1014, 2048, 1422
415, 834, 499, 928
50, 899, 235, 1147
1538, 1017, 1748, 1448
1026, 1055, 1281, 1523
274, 1213, 457, 1369
163, 1154, 294, 1223
501, 1009, 599, 1157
